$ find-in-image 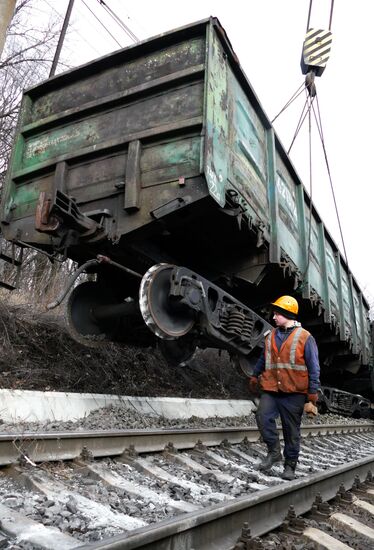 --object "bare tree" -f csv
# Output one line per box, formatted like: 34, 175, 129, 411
0, 0, 62, 187
0, 1, 74, 303
0, 0, 16, 57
